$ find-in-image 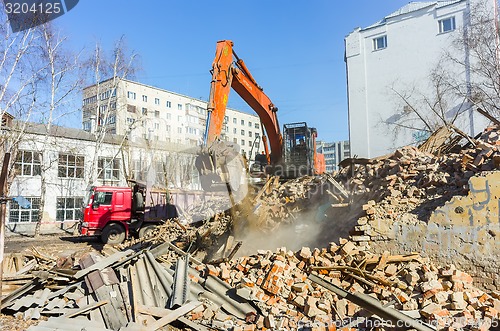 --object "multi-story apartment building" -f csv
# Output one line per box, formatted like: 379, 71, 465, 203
345, 0, 493, 158
316, 140, 350, 173
82, 78, 263, 159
